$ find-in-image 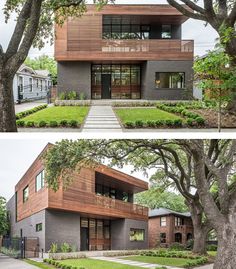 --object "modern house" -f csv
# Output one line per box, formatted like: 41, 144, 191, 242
55, 4, 194, 100
7, 144, 149, 253
149, 208, 194, 248
13, 65, 52, 103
